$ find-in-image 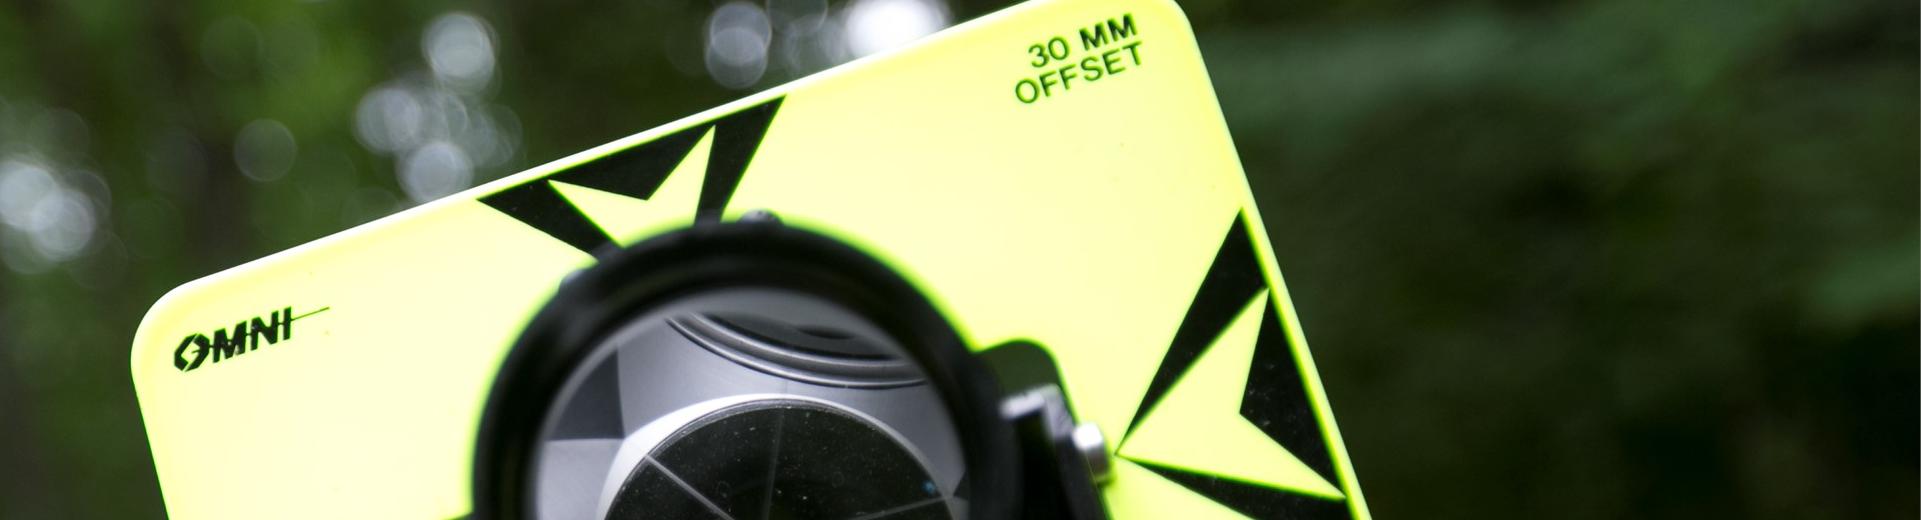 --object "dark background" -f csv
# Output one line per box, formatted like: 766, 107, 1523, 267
0, 0, 1913, 517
